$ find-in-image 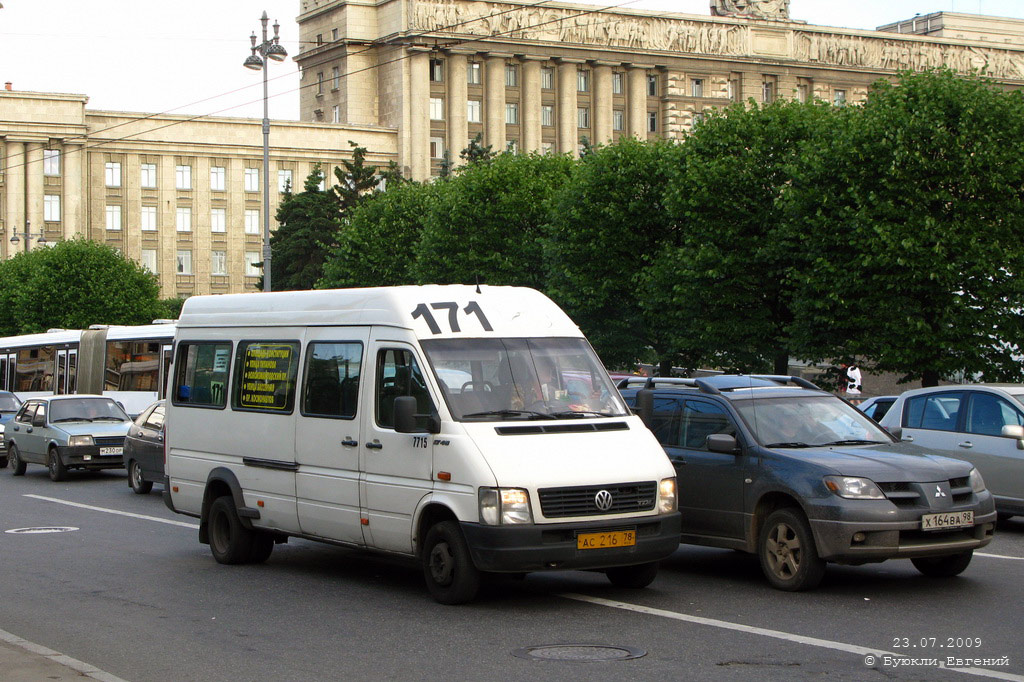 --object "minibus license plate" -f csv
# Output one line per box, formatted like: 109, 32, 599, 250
577, 530, 636, 550
99, 447, 123, 456
921, 510, 973, 531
